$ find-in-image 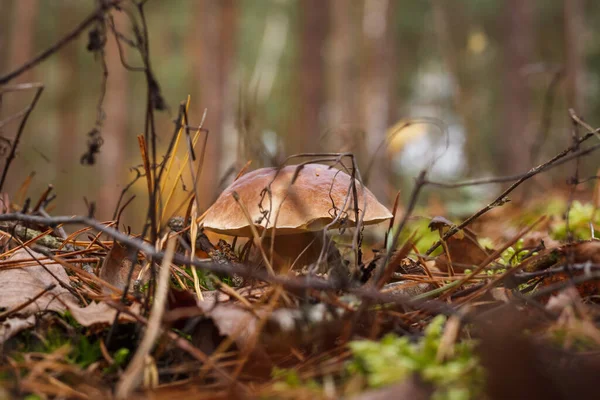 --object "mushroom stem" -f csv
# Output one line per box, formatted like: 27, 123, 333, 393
266, 232, 323, 271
